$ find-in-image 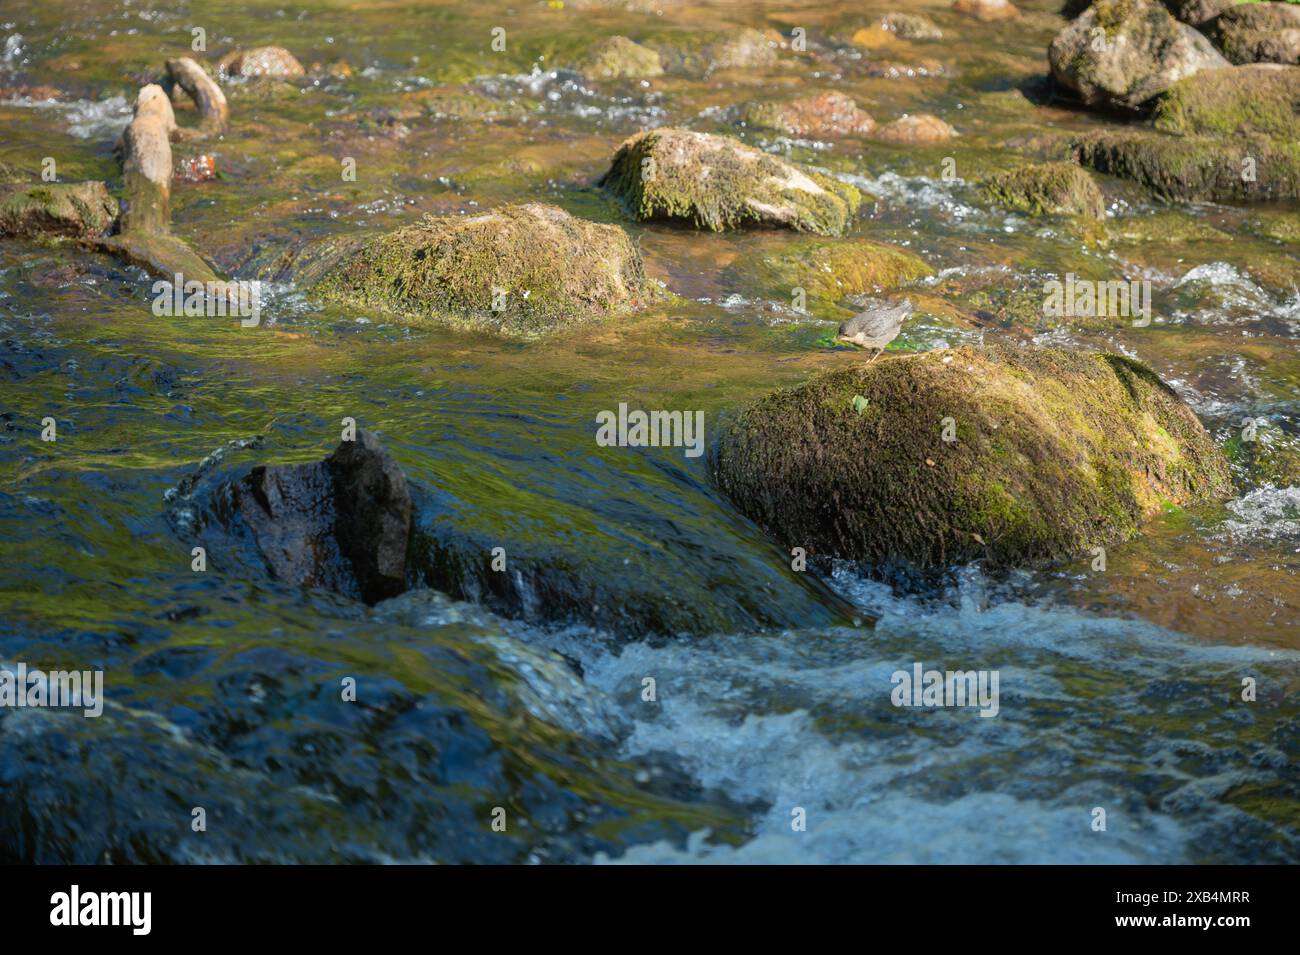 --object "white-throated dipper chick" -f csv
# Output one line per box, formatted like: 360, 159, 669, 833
836, 299, 912, 362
